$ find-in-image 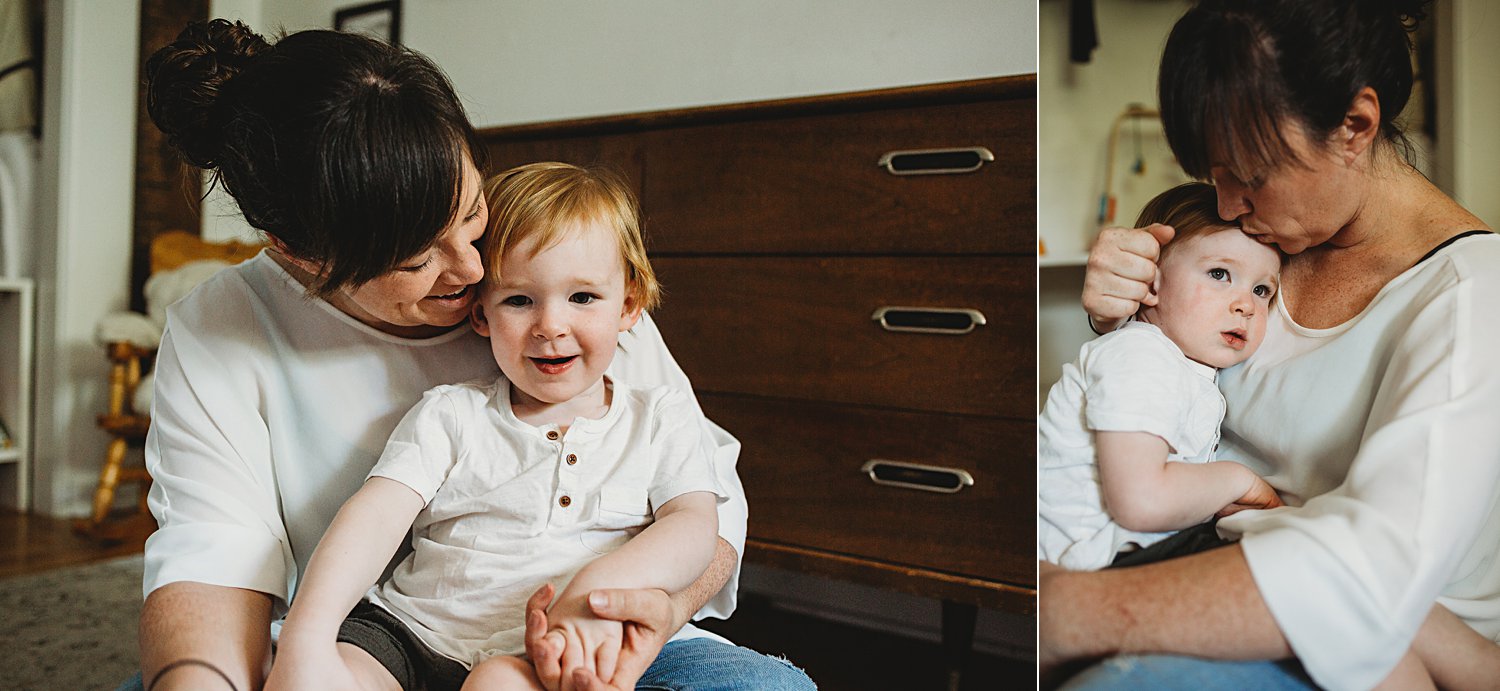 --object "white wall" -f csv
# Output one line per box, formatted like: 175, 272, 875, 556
256, 0, 1033, 127
1437, 0, 1500, 228
199, 0, 265, 243
33, 0, 141, 515
1037, 0, 1190, 402
409, 0, 1033, 127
